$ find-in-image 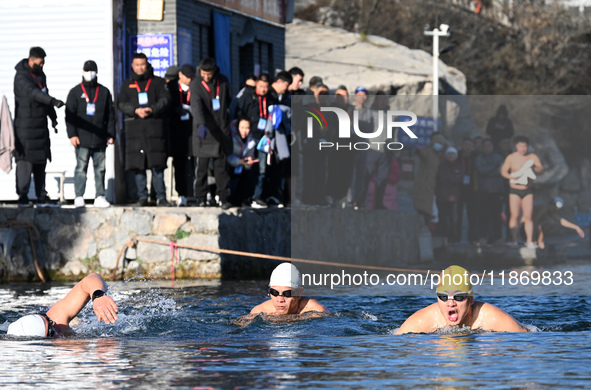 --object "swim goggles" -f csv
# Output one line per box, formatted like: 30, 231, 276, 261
39, 313, 57, 337
269, 288, 295, 298
436, 291, 472, 302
